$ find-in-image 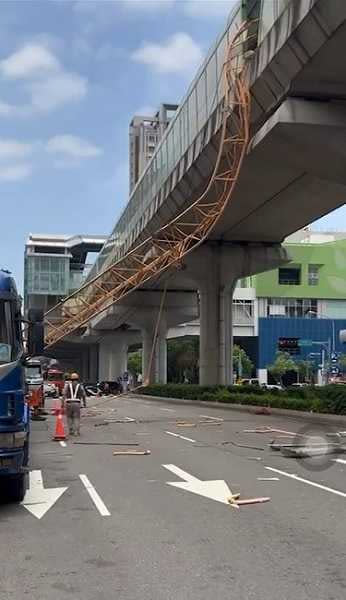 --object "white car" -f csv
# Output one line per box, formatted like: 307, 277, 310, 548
262, 383, 283, 390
